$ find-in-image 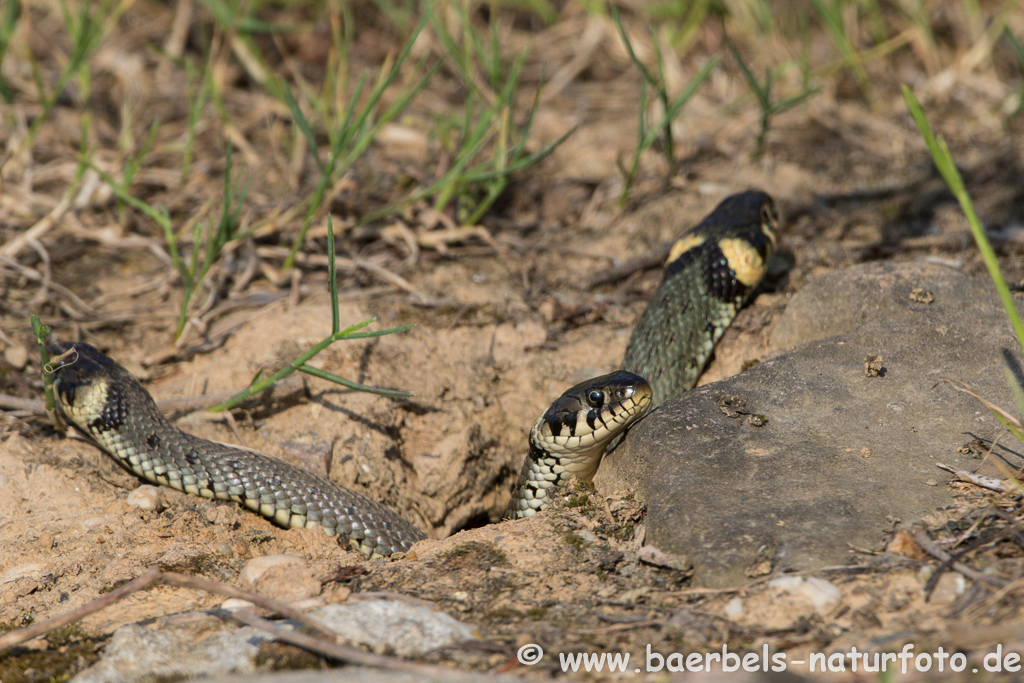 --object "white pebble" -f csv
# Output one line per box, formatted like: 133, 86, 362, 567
769, 575, 841, 616
723, 597, 745, 620
4, 345, 28, 370
83, 516, 107, 530
126, 485, 163, 511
